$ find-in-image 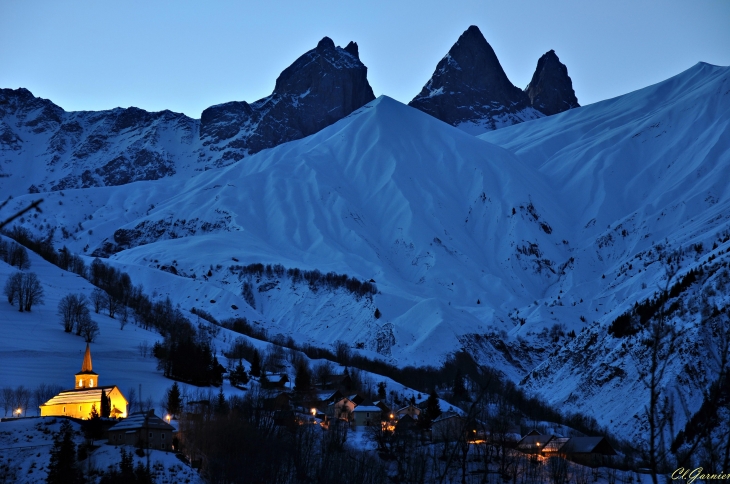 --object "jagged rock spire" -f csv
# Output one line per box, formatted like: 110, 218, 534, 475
525, 50, 580, 116
408, 25, 540, 133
